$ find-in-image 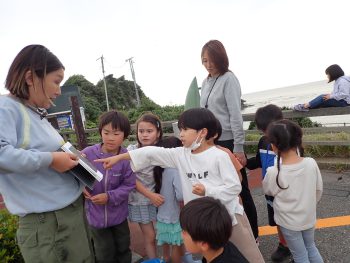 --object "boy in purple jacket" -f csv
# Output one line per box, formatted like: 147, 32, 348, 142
82, 110, 136, 263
